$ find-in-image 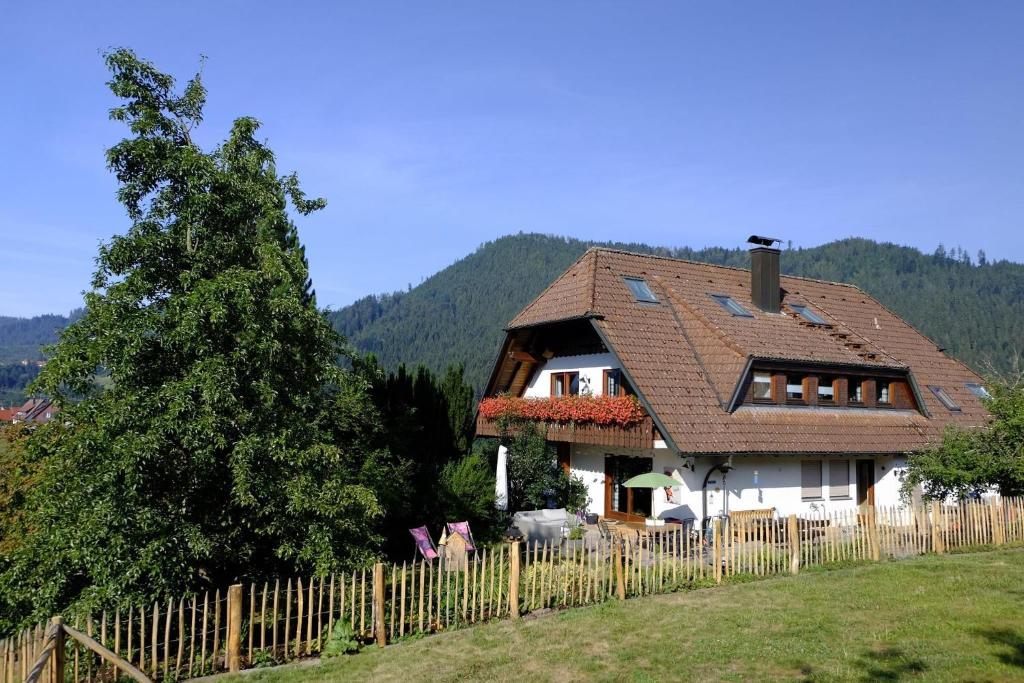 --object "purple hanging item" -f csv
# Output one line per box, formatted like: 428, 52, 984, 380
409, 526, 439, 560
446, 521, 477, 551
